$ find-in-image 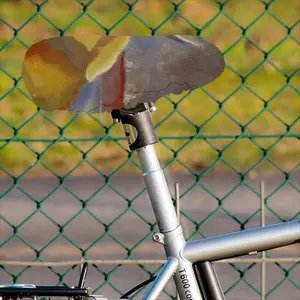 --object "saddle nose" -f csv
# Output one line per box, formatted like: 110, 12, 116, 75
22, 35, 225, 114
